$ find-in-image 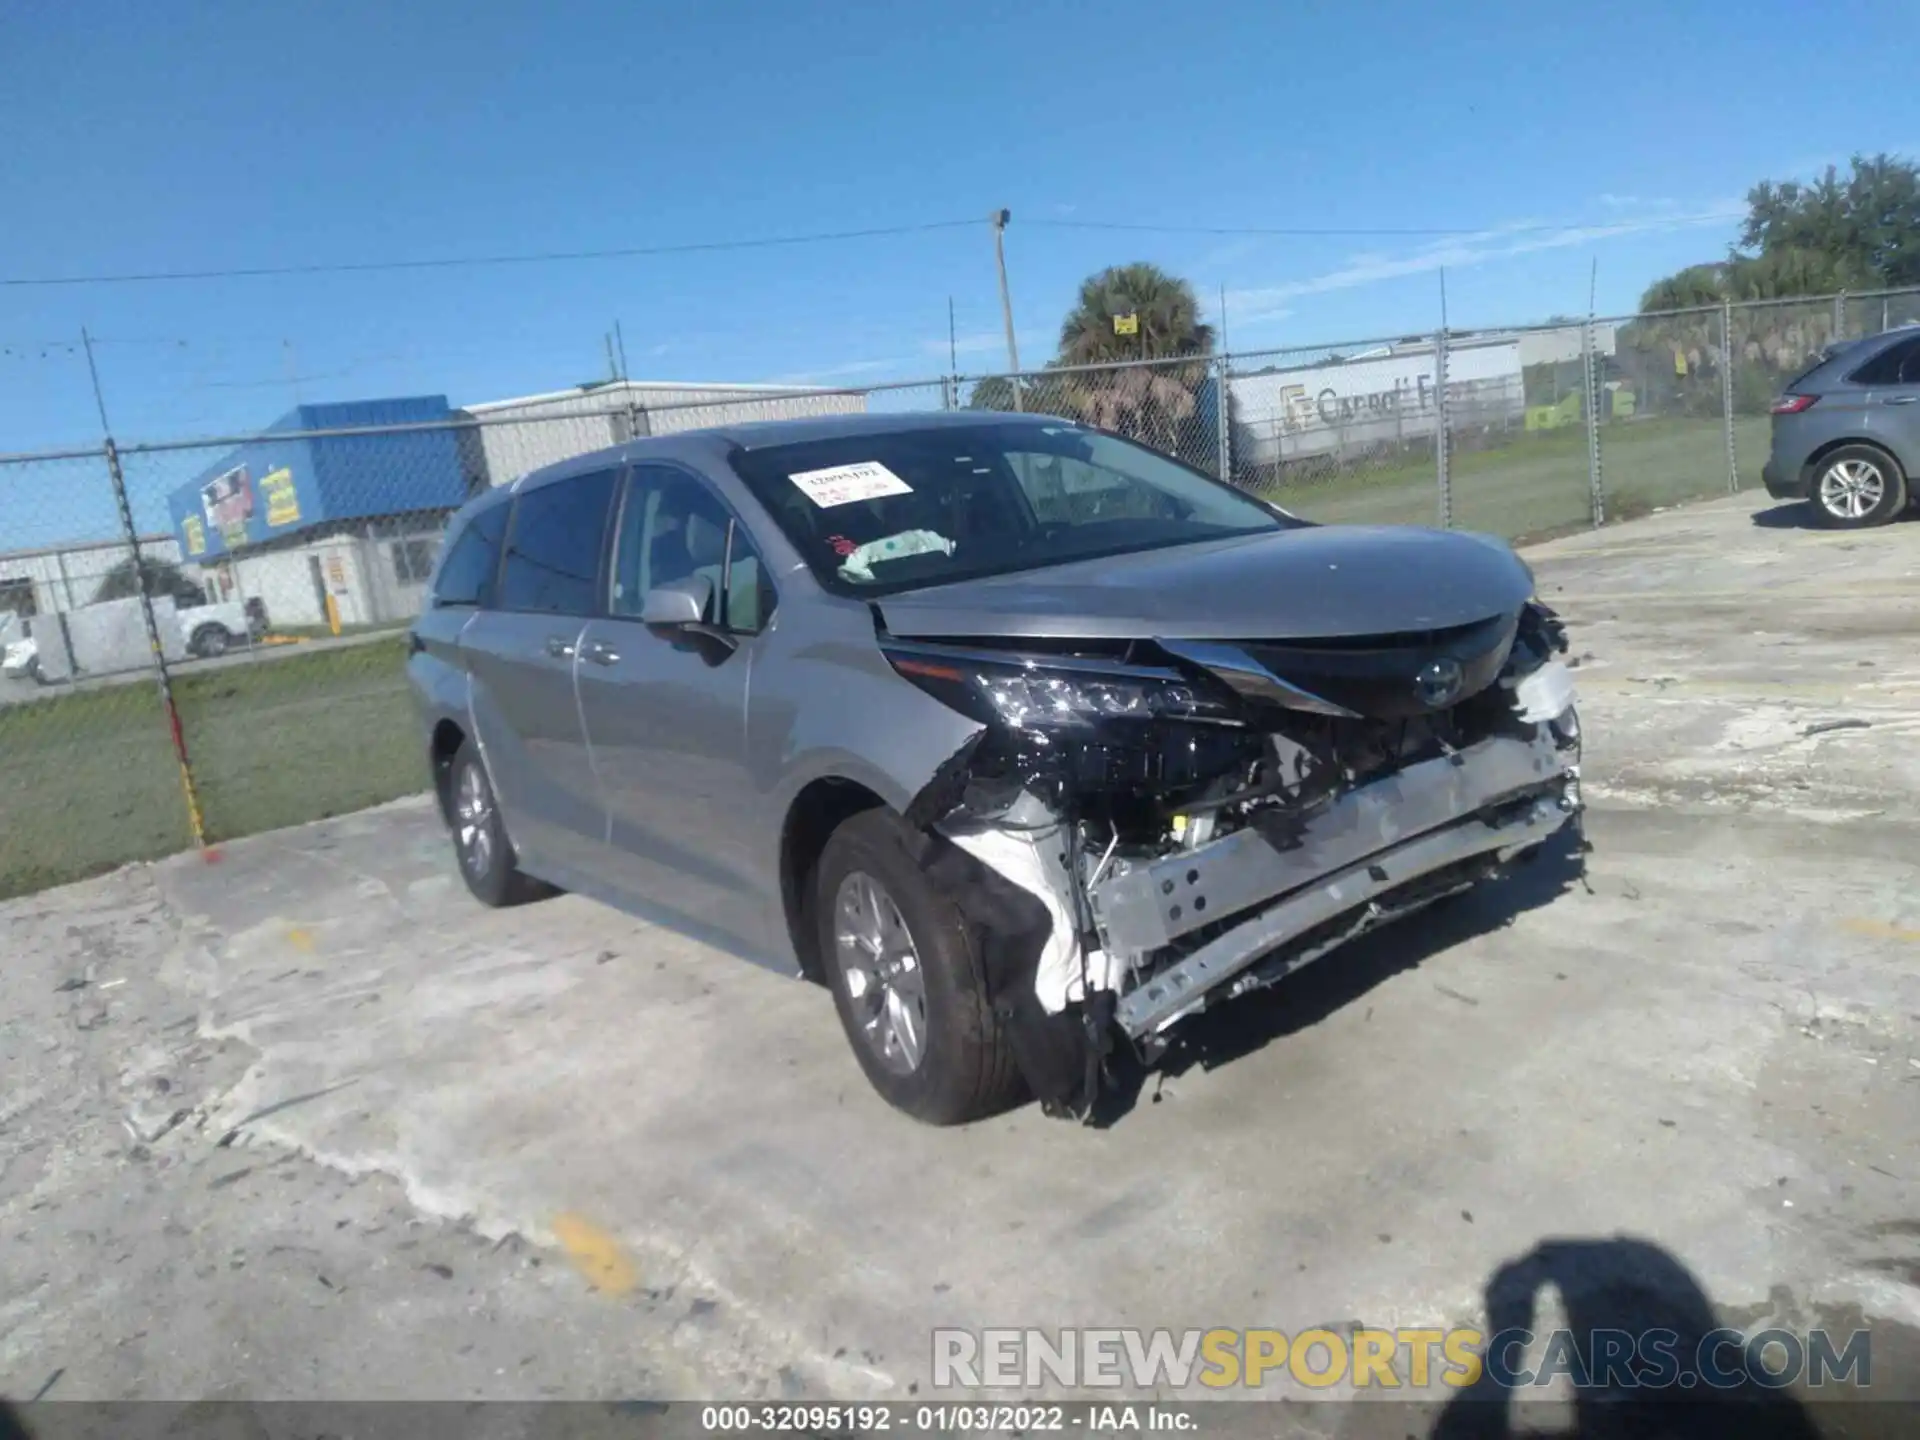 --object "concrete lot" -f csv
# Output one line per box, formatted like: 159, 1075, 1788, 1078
3, 493, 1918, 1414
